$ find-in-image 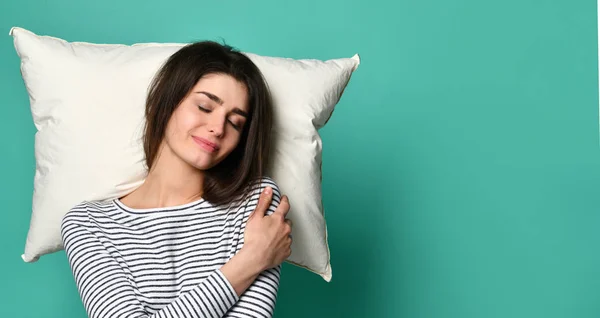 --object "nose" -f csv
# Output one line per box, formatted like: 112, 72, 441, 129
208, 114, 226, 137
